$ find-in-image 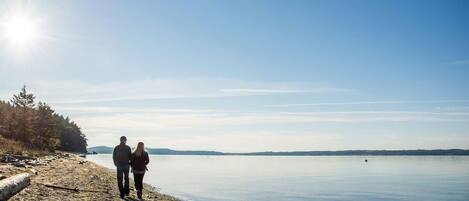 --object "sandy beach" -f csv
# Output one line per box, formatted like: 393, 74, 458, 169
0, 153, 180, 201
